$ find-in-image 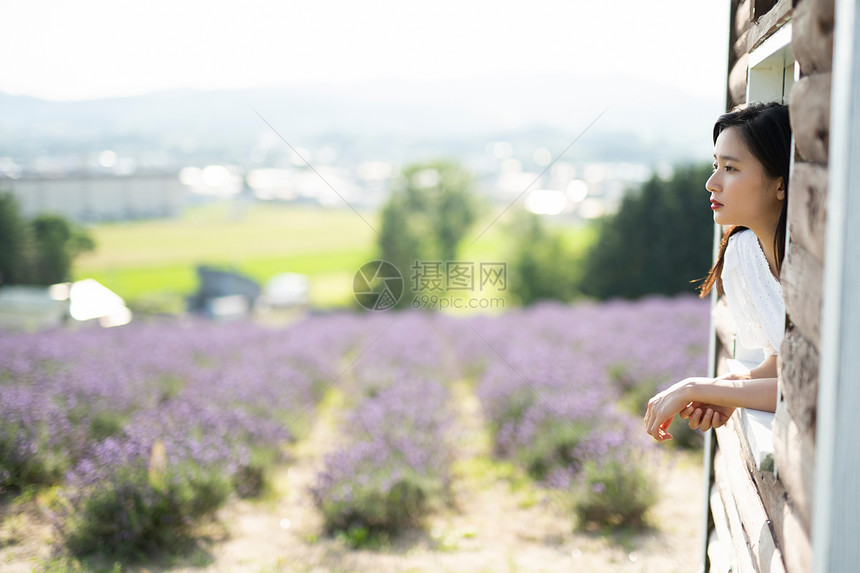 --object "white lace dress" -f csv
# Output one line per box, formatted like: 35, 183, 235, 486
721, 229, 785, 356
